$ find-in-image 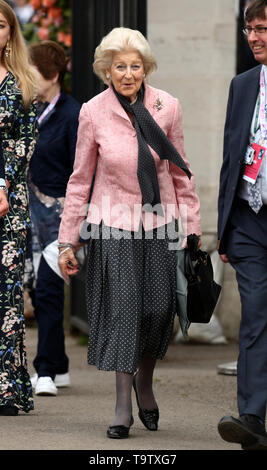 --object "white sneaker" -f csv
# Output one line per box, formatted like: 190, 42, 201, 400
30, 373, 38, 389
31, 372, 70, 389
35, 377, 58, 396
54, 372, 70, 388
